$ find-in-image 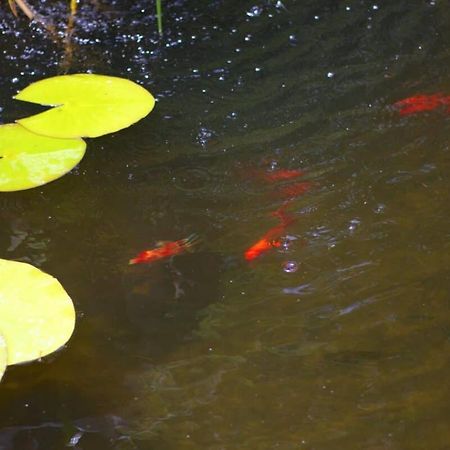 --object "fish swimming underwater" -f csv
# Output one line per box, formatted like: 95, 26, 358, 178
244, 208, 296, 261
244, 232, 283, 261
393, 94, 450, 116
262, 168, 305, 182
129, 234, 200, 265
